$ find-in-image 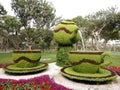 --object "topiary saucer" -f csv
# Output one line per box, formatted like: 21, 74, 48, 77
61, 66, 117, 83
4, 62, 48, 74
